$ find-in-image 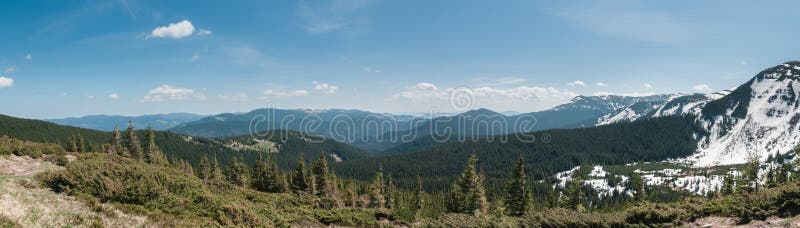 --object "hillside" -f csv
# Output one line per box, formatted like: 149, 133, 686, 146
335, 116, 703, 190
0, 114, 366, 169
